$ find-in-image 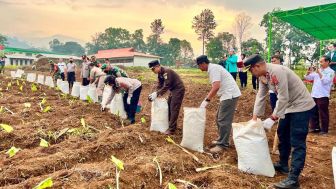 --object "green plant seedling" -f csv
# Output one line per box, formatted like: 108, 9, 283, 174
33, 177, 53, 189
0, 124, 13, 133
6, 146, 20, 158
40, 138, 49, 147
42, 106, 52, 113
